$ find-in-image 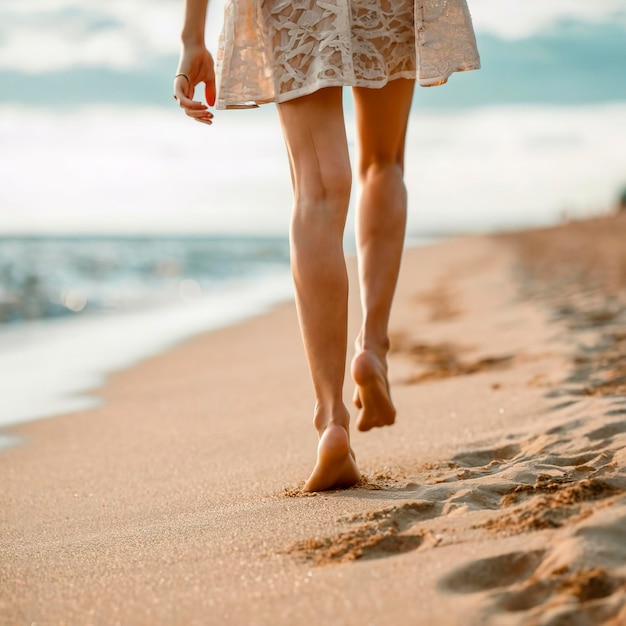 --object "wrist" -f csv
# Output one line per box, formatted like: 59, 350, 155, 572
181, 28, 205, 47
